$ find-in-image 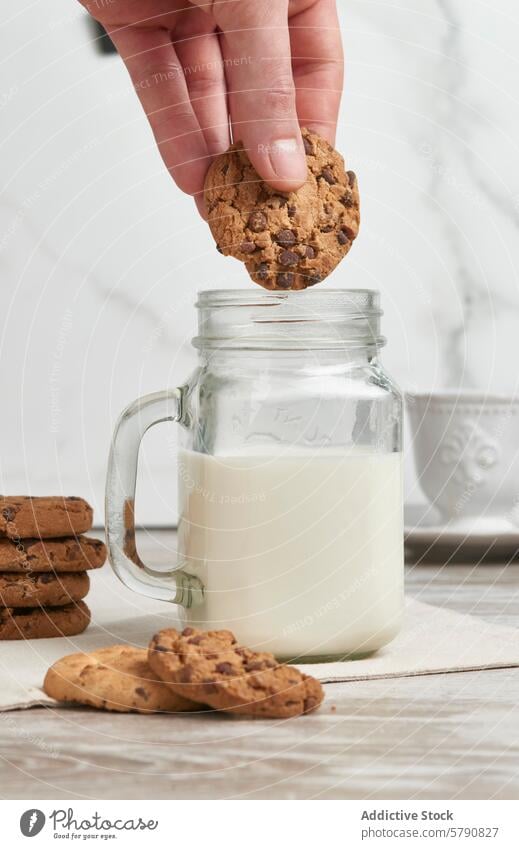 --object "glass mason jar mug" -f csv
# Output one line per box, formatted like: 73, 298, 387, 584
106, 290, 404, 661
